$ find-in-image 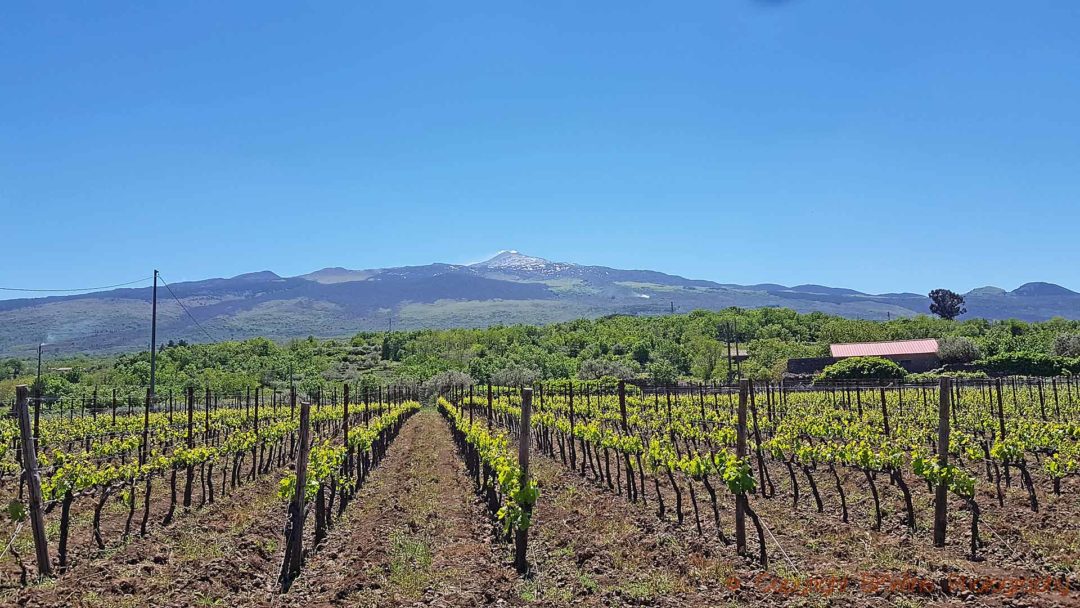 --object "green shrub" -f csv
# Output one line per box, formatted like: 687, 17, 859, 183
938, 336, 980, 364
1062, 357, 1080, 375
577, 358, 634, 381
977, 351, 1063, 377
815, 357, 906, 383
1053, 333, 1080, 358
906, 370, 988, 383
